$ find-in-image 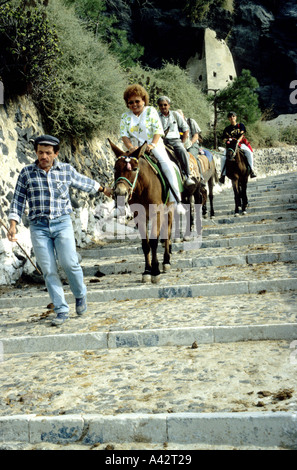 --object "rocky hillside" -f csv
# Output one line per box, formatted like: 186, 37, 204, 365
105, 0, 297, 116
